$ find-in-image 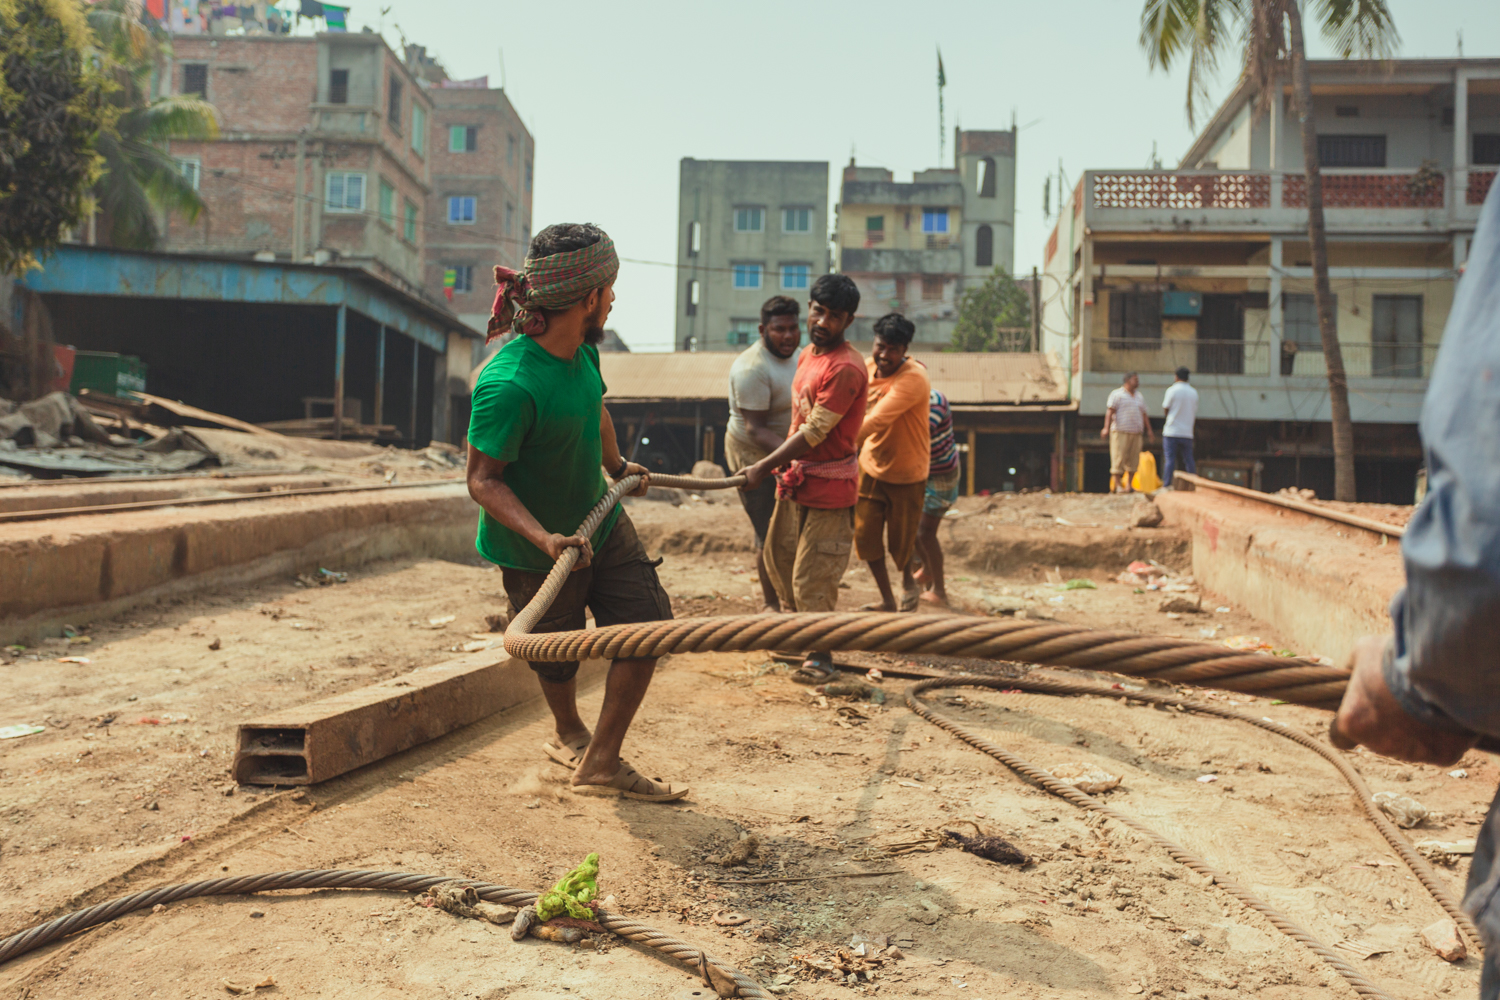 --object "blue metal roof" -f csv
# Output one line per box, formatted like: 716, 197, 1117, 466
20, 245, 467, 353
